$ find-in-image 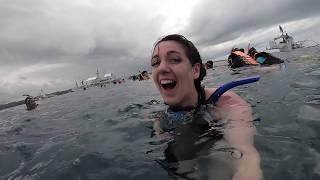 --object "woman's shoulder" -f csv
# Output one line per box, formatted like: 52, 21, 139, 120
204, 87, 250, 107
